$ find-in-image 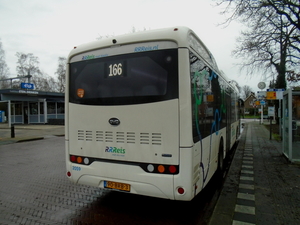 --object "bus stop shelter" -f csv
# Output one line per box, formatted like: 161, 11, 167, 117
282, 89, 300, 163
